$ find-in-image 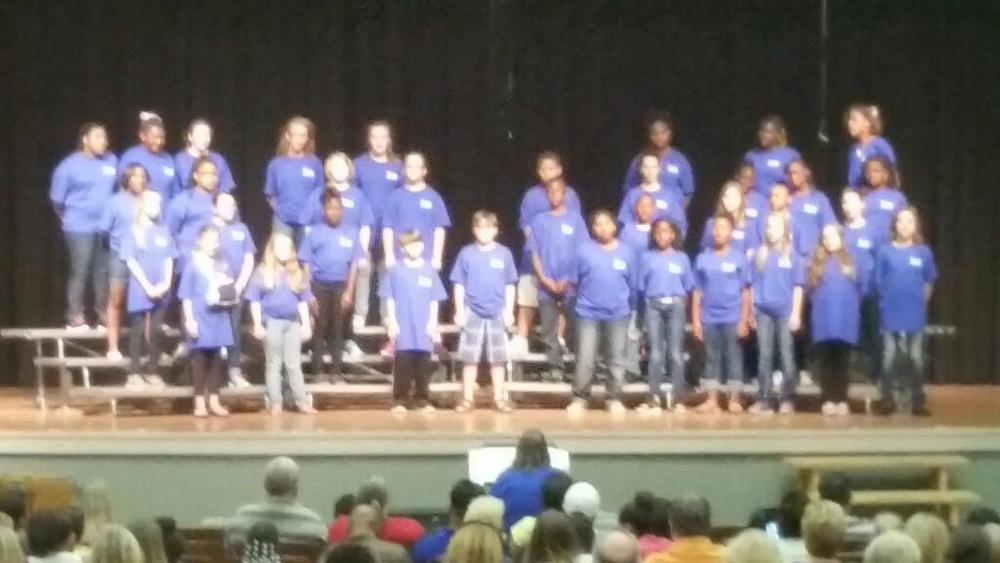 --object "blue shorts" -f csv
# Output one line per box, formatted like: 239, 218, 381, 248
109, 256, 129, 284
458, 311, 509, 365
